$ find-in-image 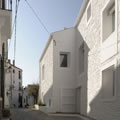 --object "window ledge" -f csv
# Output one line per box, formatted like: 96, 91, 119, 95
102, 31, 116, 44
